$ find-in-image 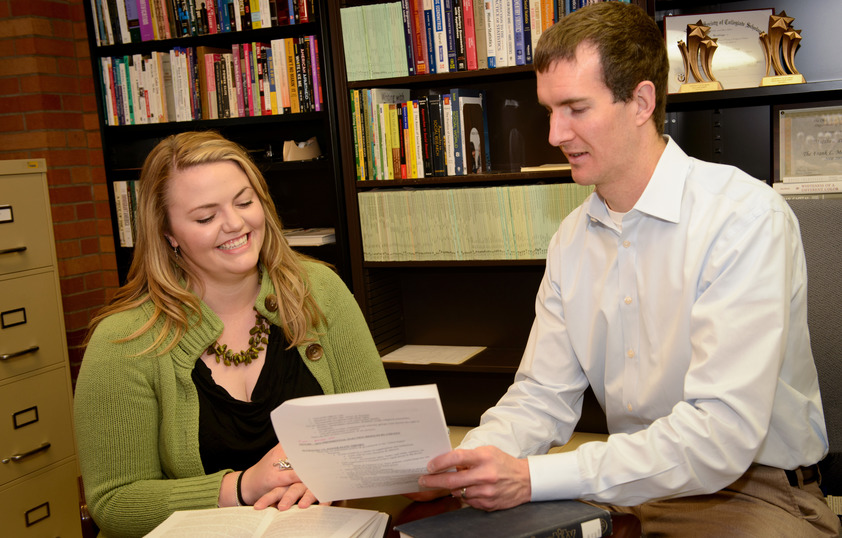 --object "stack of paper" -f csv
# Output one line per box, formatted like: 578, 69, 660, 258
283, 228, 336, 246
